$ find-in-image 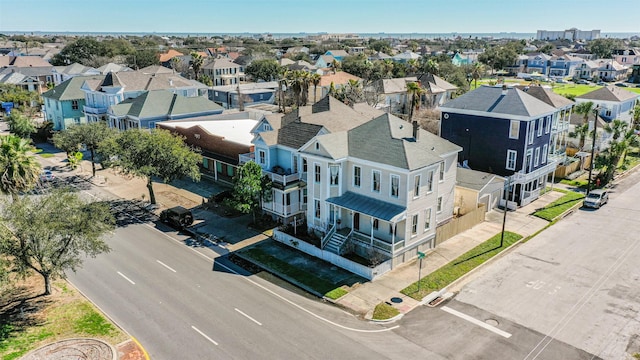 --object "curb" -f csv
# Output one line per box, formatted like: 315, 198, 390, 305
131, 336, 151, 360
369, 313, 404, 323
